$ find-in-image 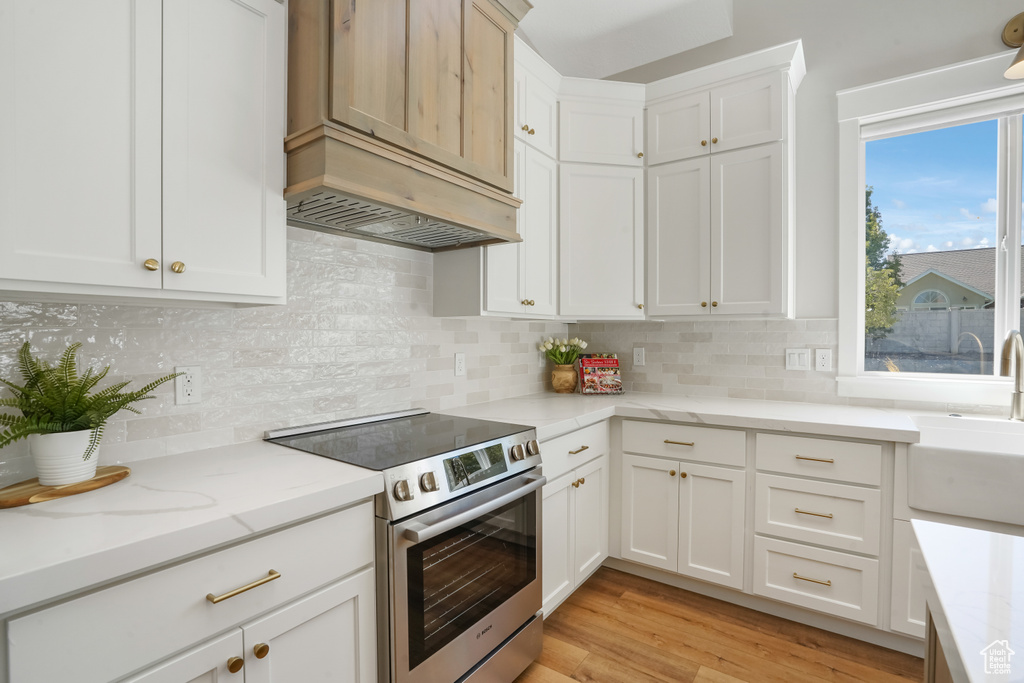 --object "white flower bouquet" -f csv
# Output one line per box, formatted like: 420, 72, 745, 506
538, 337, 588, 365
